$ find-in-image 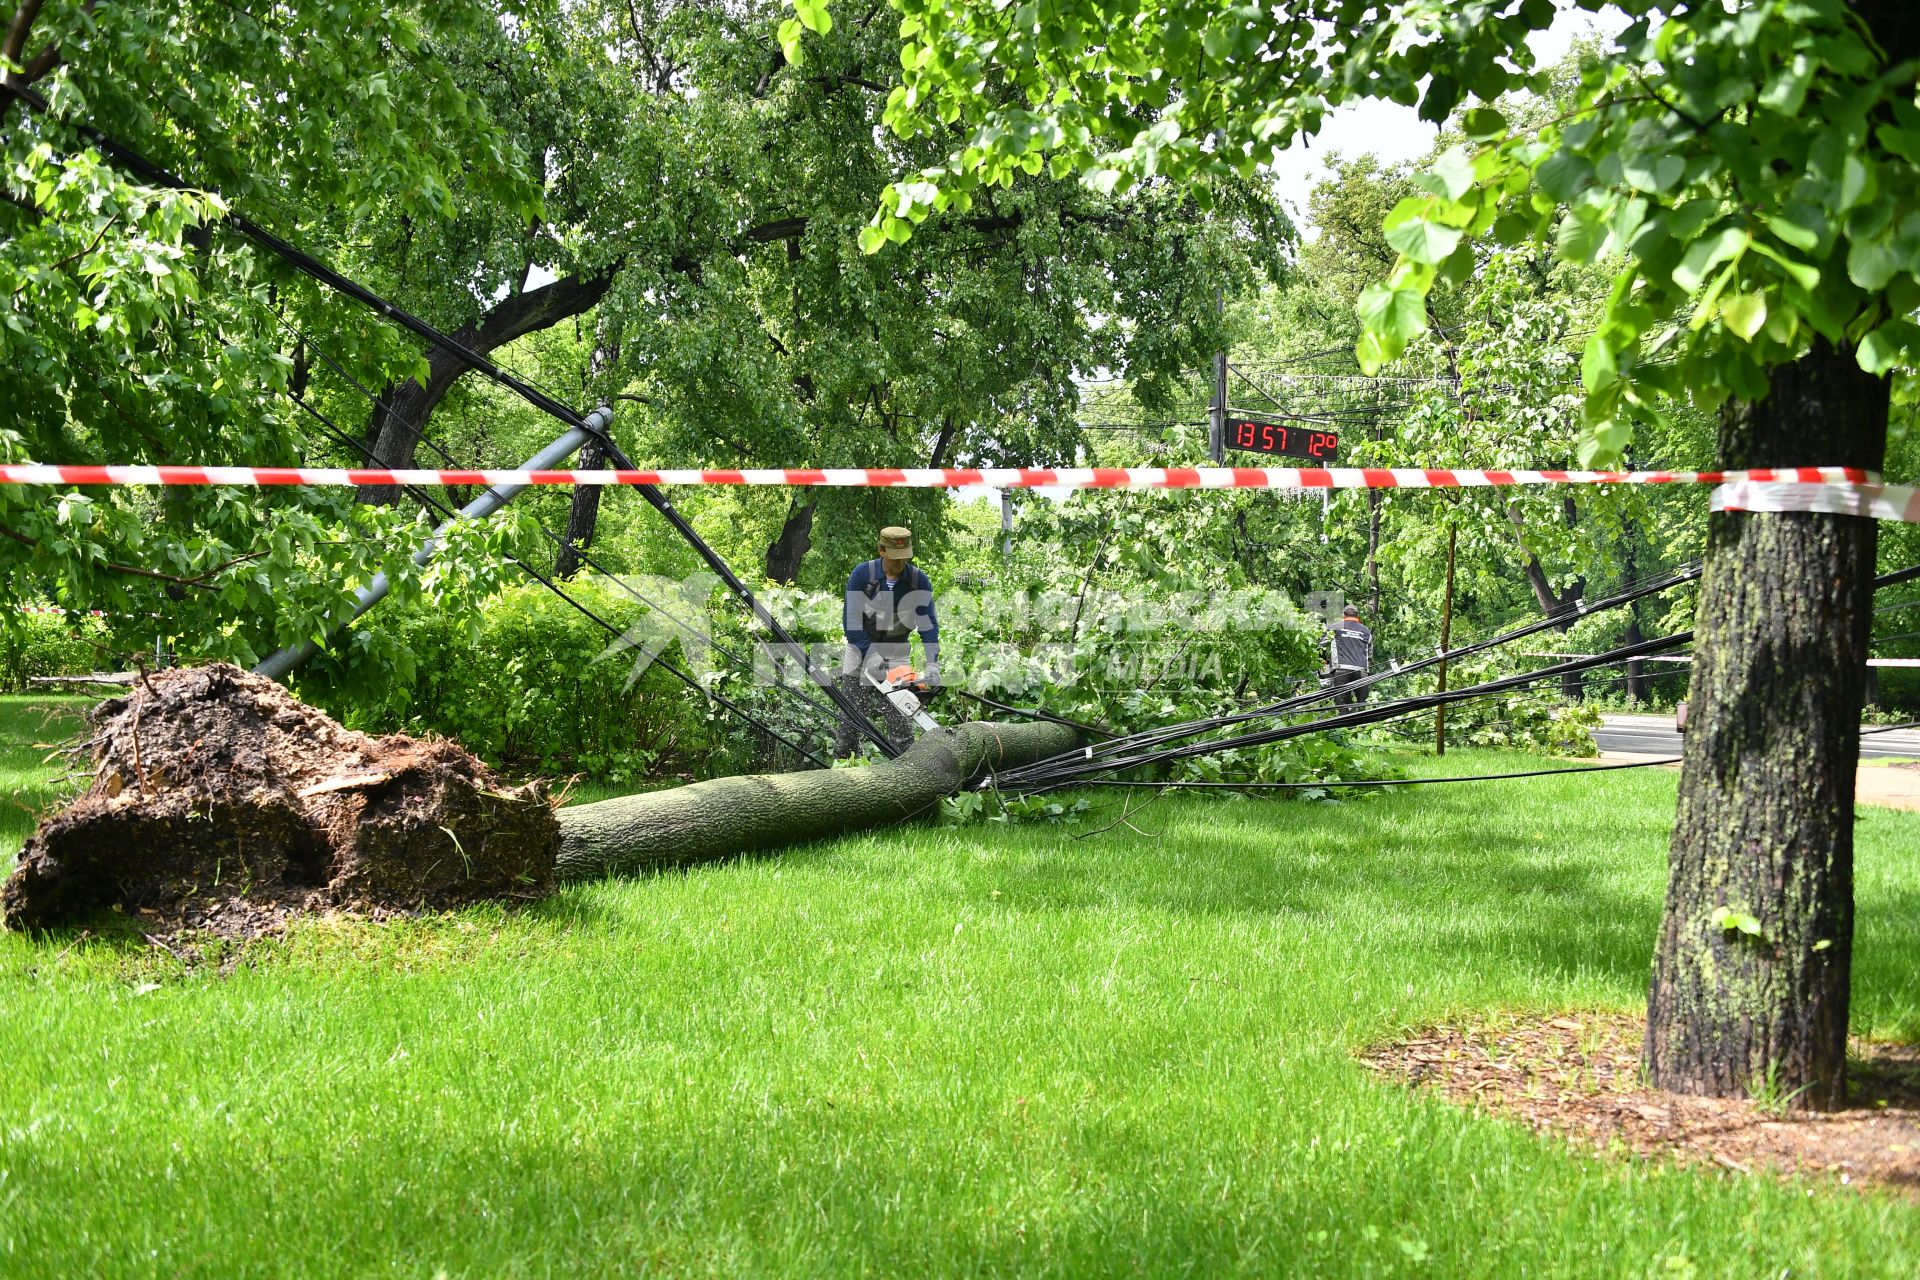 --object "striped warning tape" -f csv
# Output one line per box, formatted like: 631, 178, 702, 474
1712, 478, 1920, 523
0, 463, 1881, 490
